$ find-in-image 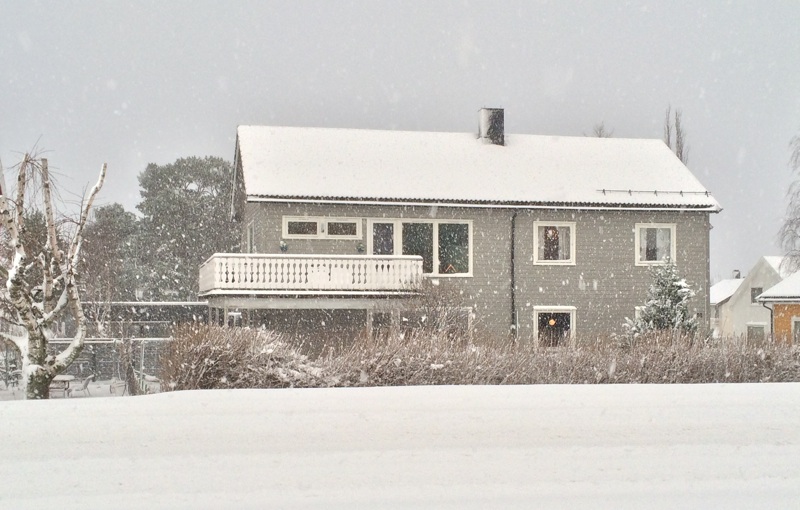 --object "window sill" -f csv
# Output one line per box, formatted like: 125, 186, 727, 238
635, 259, 674, 267
533, 260, 576, 266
